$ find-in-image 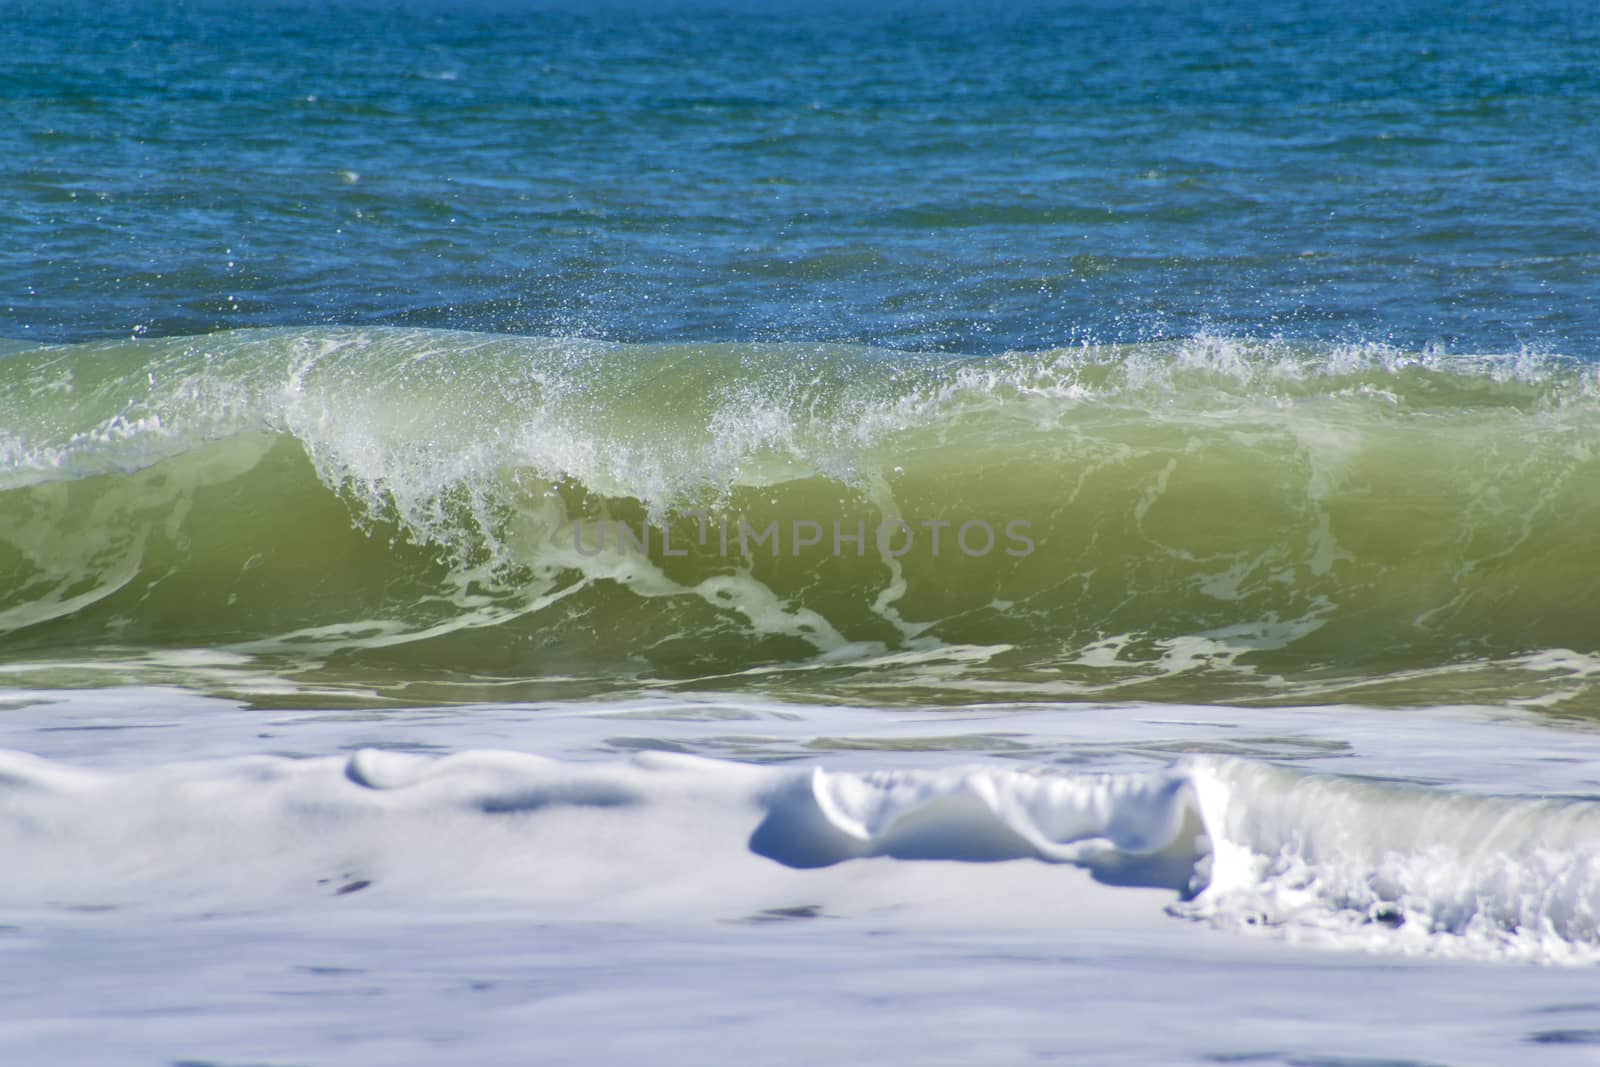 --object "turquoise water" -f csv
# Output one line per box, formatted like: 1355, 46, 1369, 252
4, 0, 1600, 709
